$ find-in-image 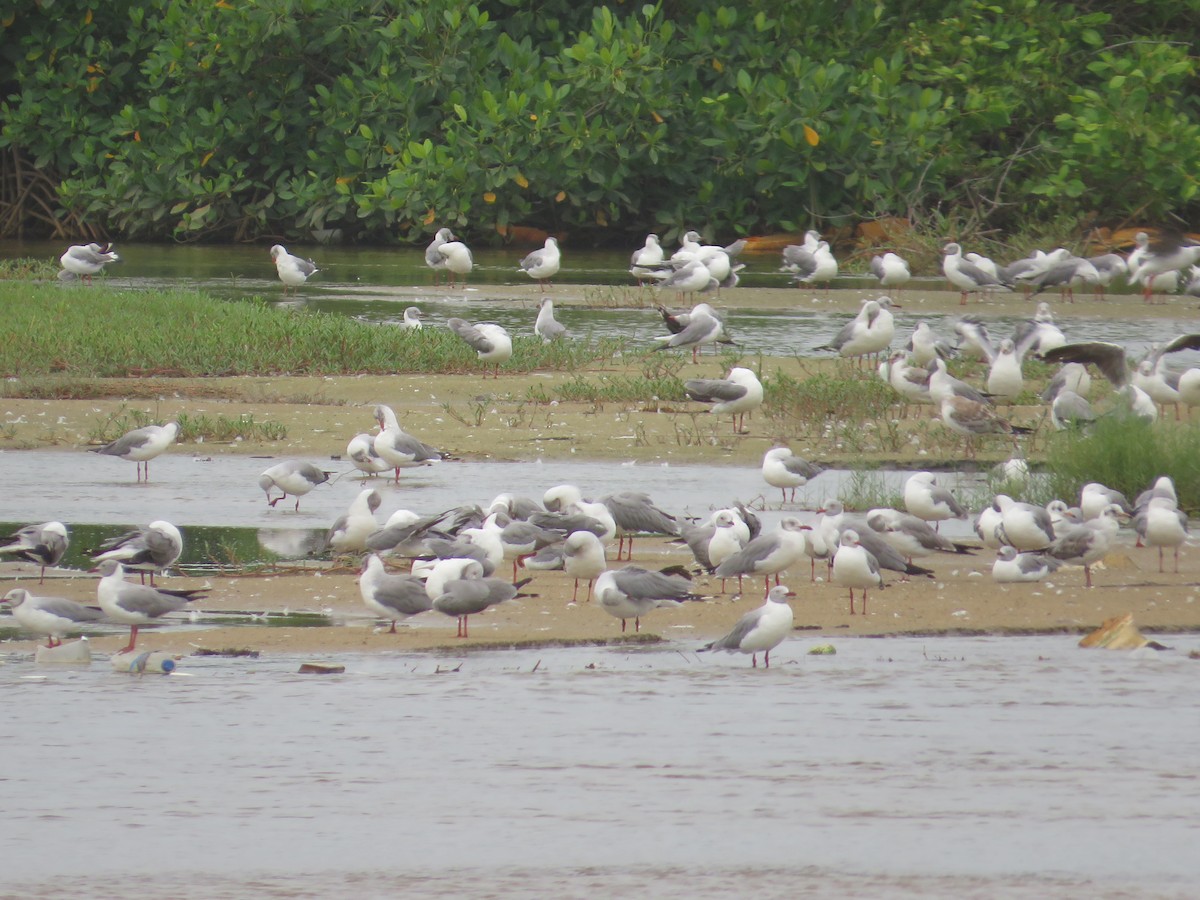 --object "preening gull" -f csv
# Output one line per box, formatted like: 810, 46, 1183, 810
562, 530, 607, 603
447, 318, 513, 377
92, 520, 183, 586
372, 404, 444, 481
594, 565, 702, 633
869, 252, 911, 292
0, 521, 69, 583
59, 242, 119, 284
432, 561, 529, 638
425, 227, 455, 285
761, 447, 823, 504
270, 244, 318, 295
534, 297, 568, 342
